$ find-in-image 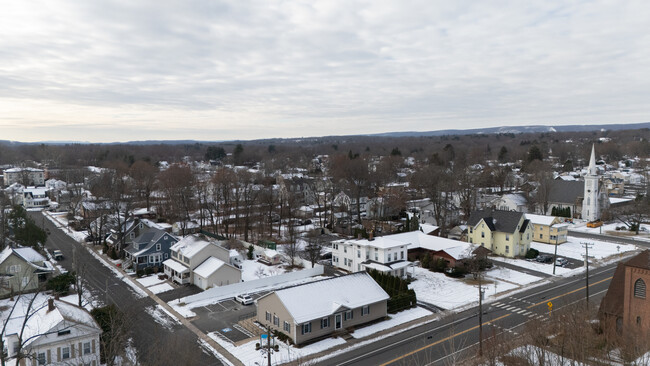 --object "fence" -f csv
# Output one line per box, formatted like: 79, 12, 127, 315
176, 265, 325, 307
